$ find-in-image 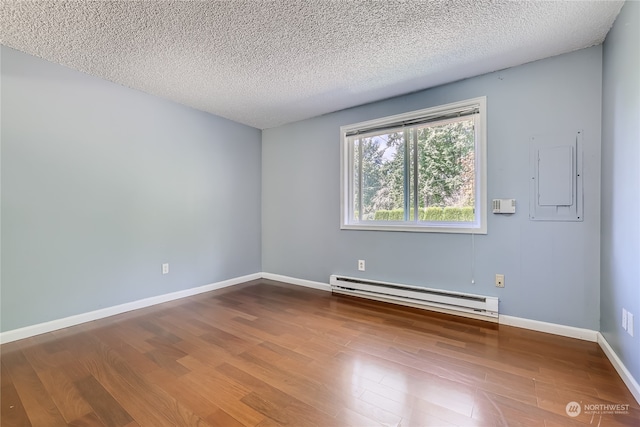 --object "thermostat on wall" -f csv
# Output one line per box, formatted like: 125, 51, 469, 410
492, 199, 516, 214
